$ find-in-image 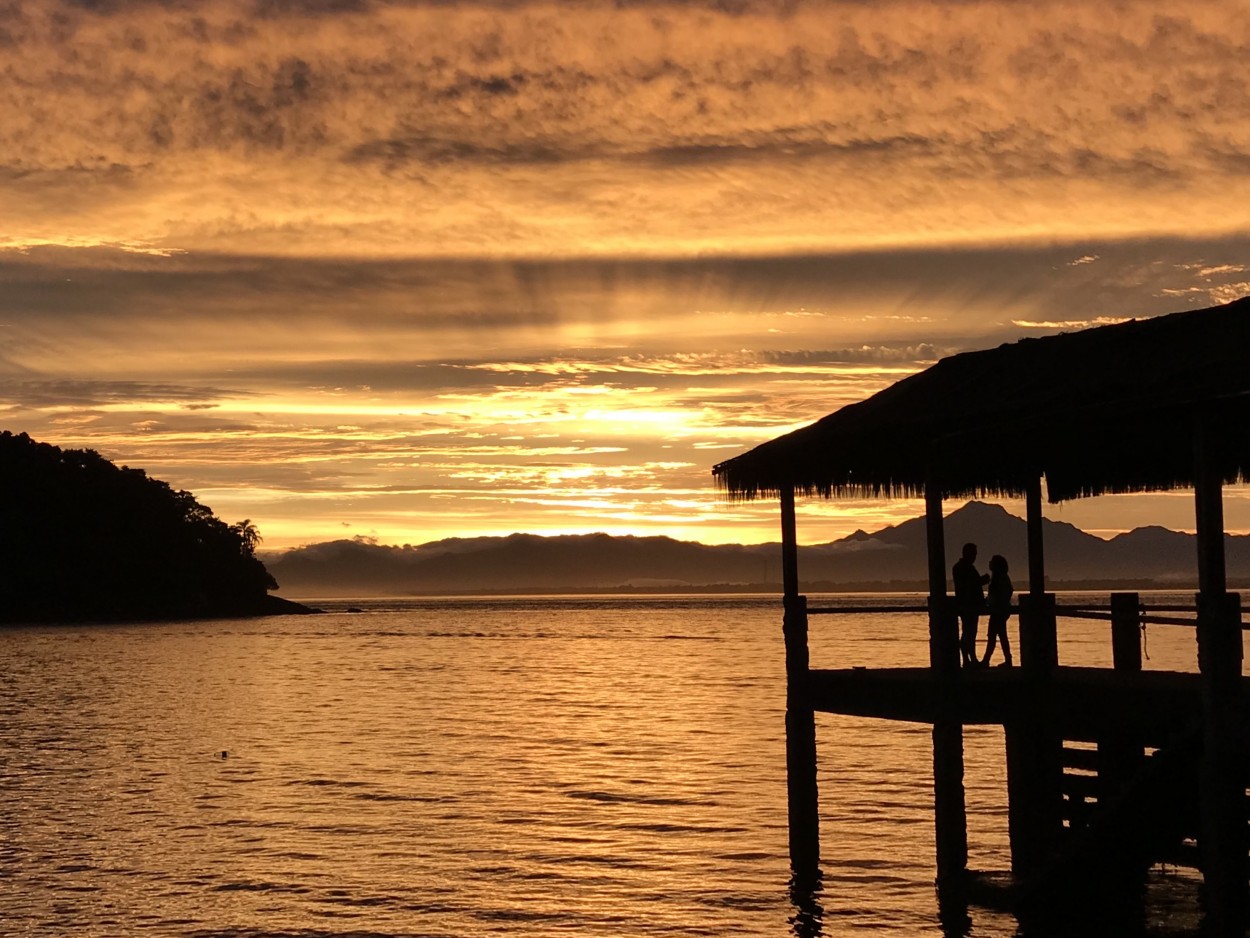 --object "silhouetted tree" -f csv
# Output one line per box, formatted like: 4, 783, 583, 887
0, 431, 280, 622
232, 519, 262, 554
